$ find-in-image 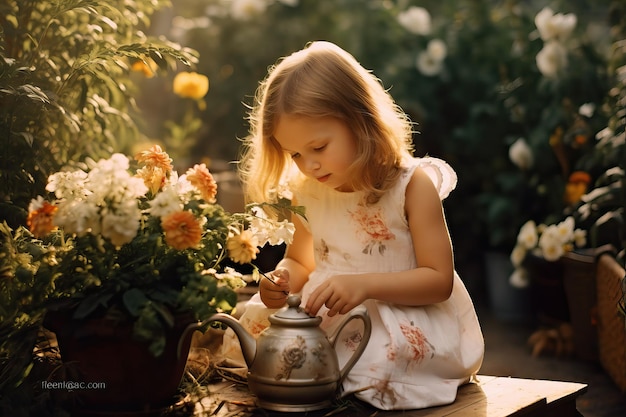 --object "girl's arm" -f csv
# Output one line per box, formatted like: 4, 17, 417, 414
304, 167, 455, 316
259, 205, 315, 308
